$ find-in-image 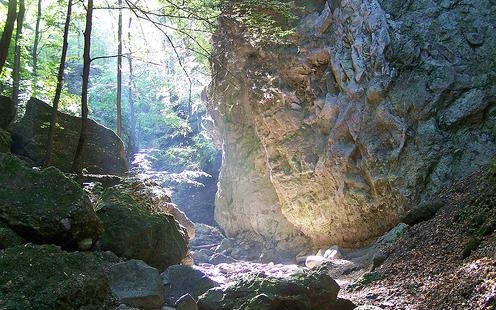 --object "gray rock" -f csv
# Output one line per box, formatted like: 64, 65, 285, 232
375, 223, 409, 247
175, 294, 198, 310
215, 238, 233, 254
464, 32, 485, 46
162, 265, 219, 306
354, 306, 384, 310
191, 249, 213, 264
324, 245, 345, 259
11, 97, 128, 175
369, 252, 388, 272
209, 253, 237, 265
107, 259, 164, 309
401, 200, 444, 226
438, 89, 488, 128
